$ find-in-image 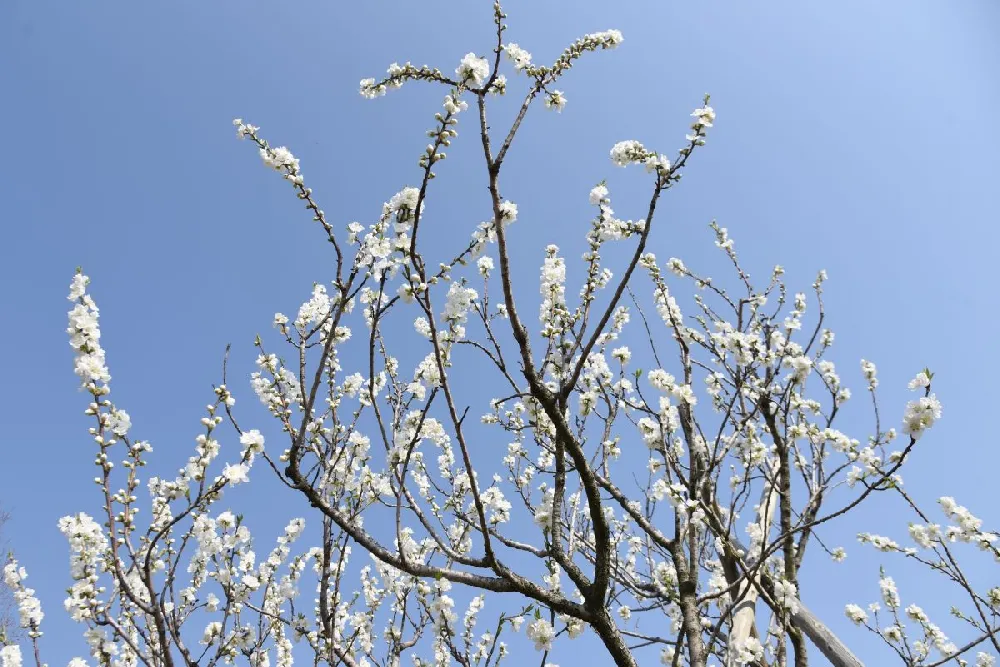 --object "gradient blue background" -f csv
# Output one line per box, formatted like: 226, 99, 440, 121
1, 0, 999, 663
